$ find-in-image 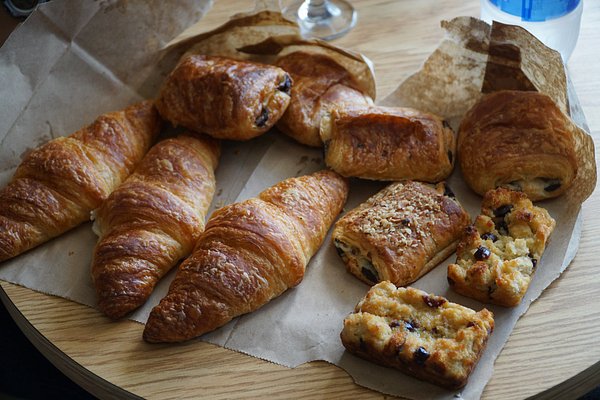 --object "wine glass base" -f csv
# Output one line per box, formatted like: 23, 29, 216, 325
283, 0, 357, 41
